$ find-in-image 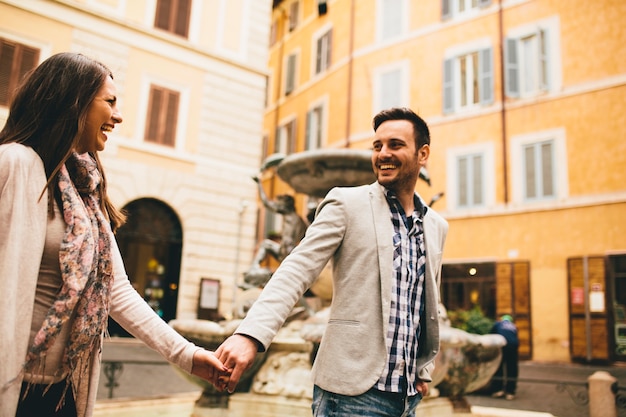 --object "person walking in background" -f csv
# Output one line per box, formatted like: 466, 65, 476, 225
490, 314, 520, 400
211, 107, 449, 417
0, 52, 229, 417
